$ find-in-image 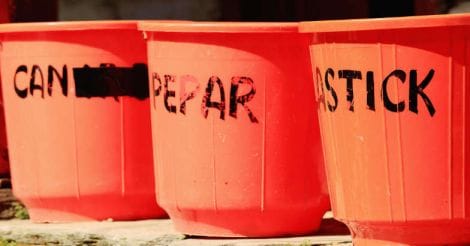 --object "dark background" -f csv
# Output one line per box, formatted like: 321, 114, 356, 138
0, 0, 466, 23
